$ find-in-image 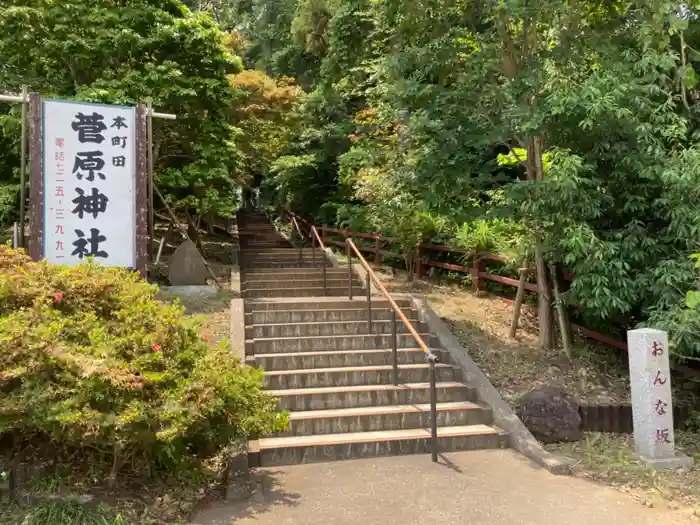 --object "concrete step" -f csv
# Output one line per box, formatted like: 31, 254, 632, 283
244, 266, 345, 273
245, 298, 413, 311
253, 348, 441, 370
247, 308, 416, 324
241, 261, 333, 269
279, 402, 492, 436
247, 319, 415, 338
242, 279, 361, 291
241, 237, 291, 241
241, 245, 293, 249
242, 248, 319, 254
251, 332, 433, 353
243, 270, 350, 282
240, 241, 295, 245
270, 382, 474, 411
263, 363, 455, 390
242, 260, 332, 267
241, 255, 327, 261
243, 287, 350, 298
241, 244, 293, 248
257, 425, 508, 466
241, 235, 287, 238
